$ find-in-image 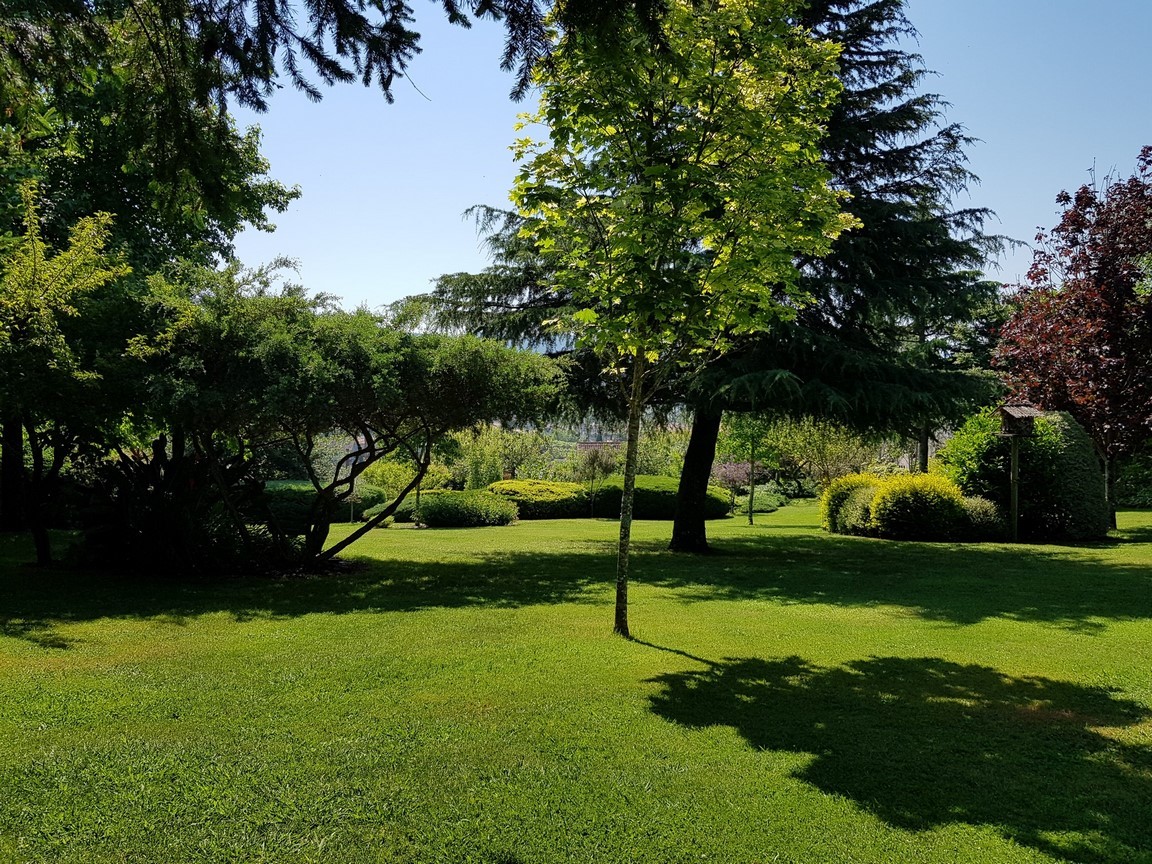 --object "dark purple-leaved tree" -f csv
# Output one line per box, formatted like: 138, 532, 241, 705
996, 147, 1152, 523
